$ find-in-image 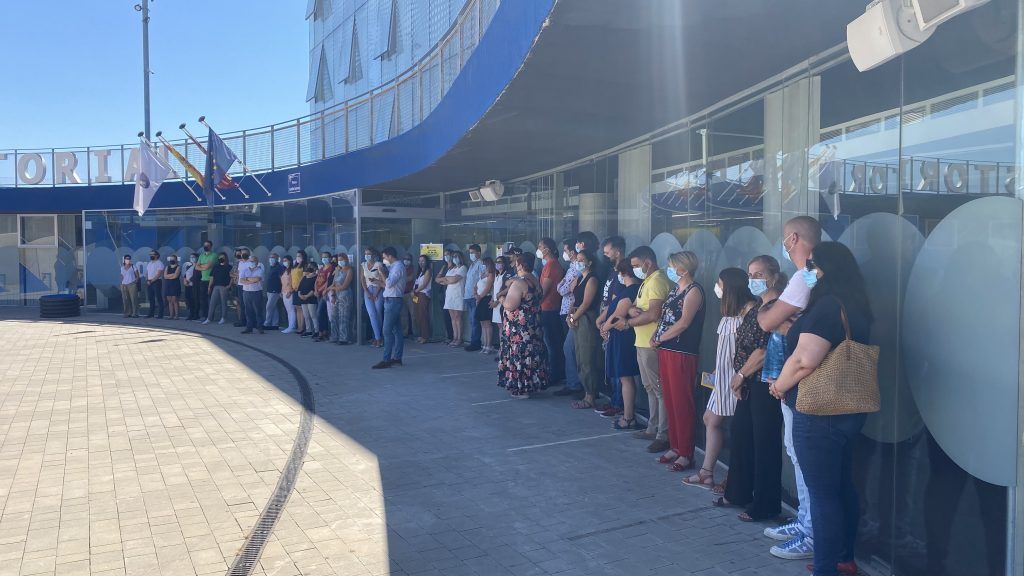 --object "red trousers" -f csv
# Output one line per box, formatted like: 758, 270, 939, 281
658, 349, 699, 458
